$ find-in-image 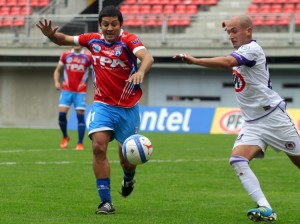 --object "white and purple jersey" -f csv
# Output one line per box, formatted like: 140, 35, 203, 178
230, 40, 283, 121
